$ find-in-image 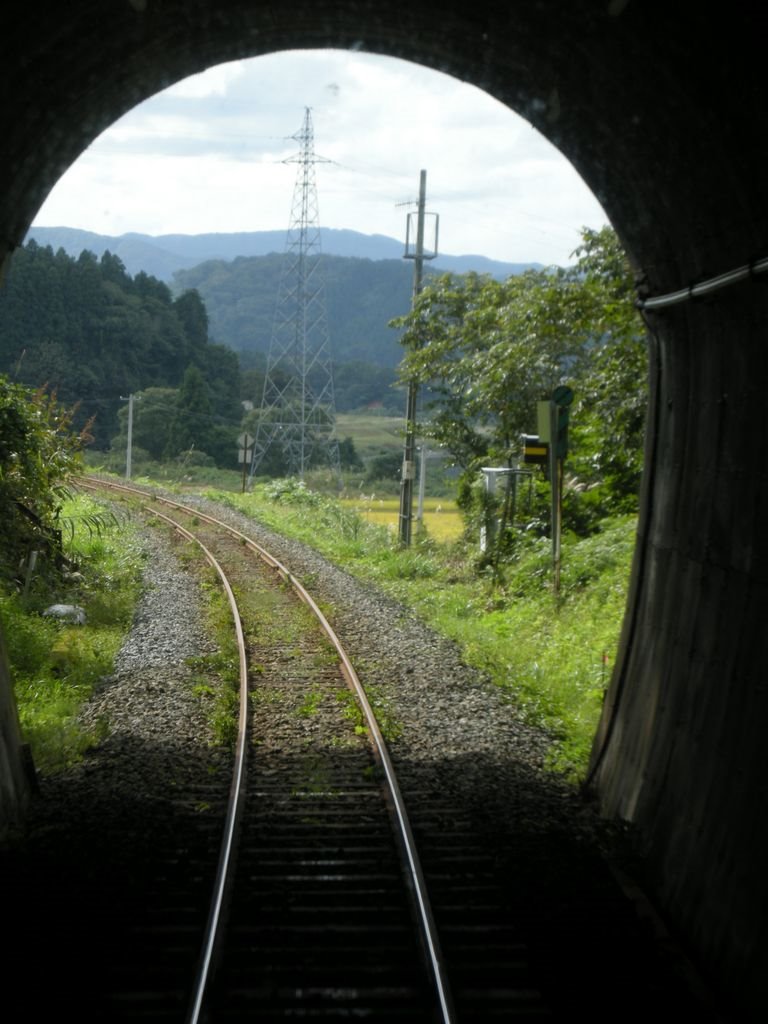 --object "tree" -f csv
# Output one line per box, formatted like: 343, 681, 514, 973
565, 227, 648, 519
392, 266, 601, 473
0, 376, 88, 586
198, 342, 241, 419
165, 365, 213, 459
391, 226, 648, 536
99, 250, 130, 287
365, 450, 402, 484
338, 436, 364, 470
173, 289, 209, 354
